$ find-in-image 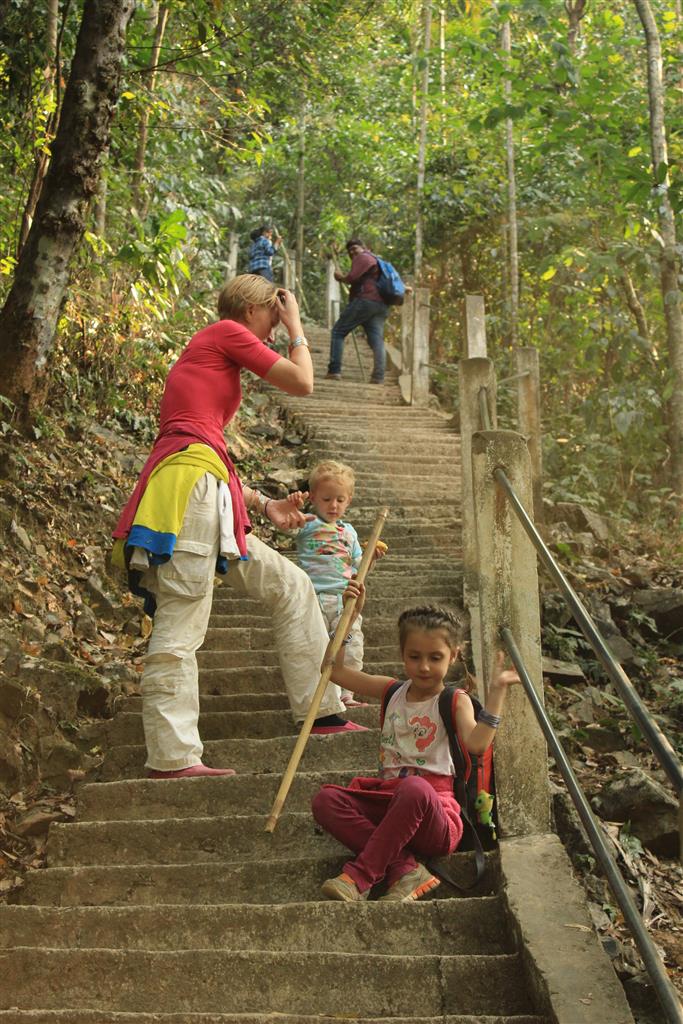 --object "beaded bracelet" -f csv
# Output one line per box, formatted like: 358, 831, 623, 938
479, 709, 501, 729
